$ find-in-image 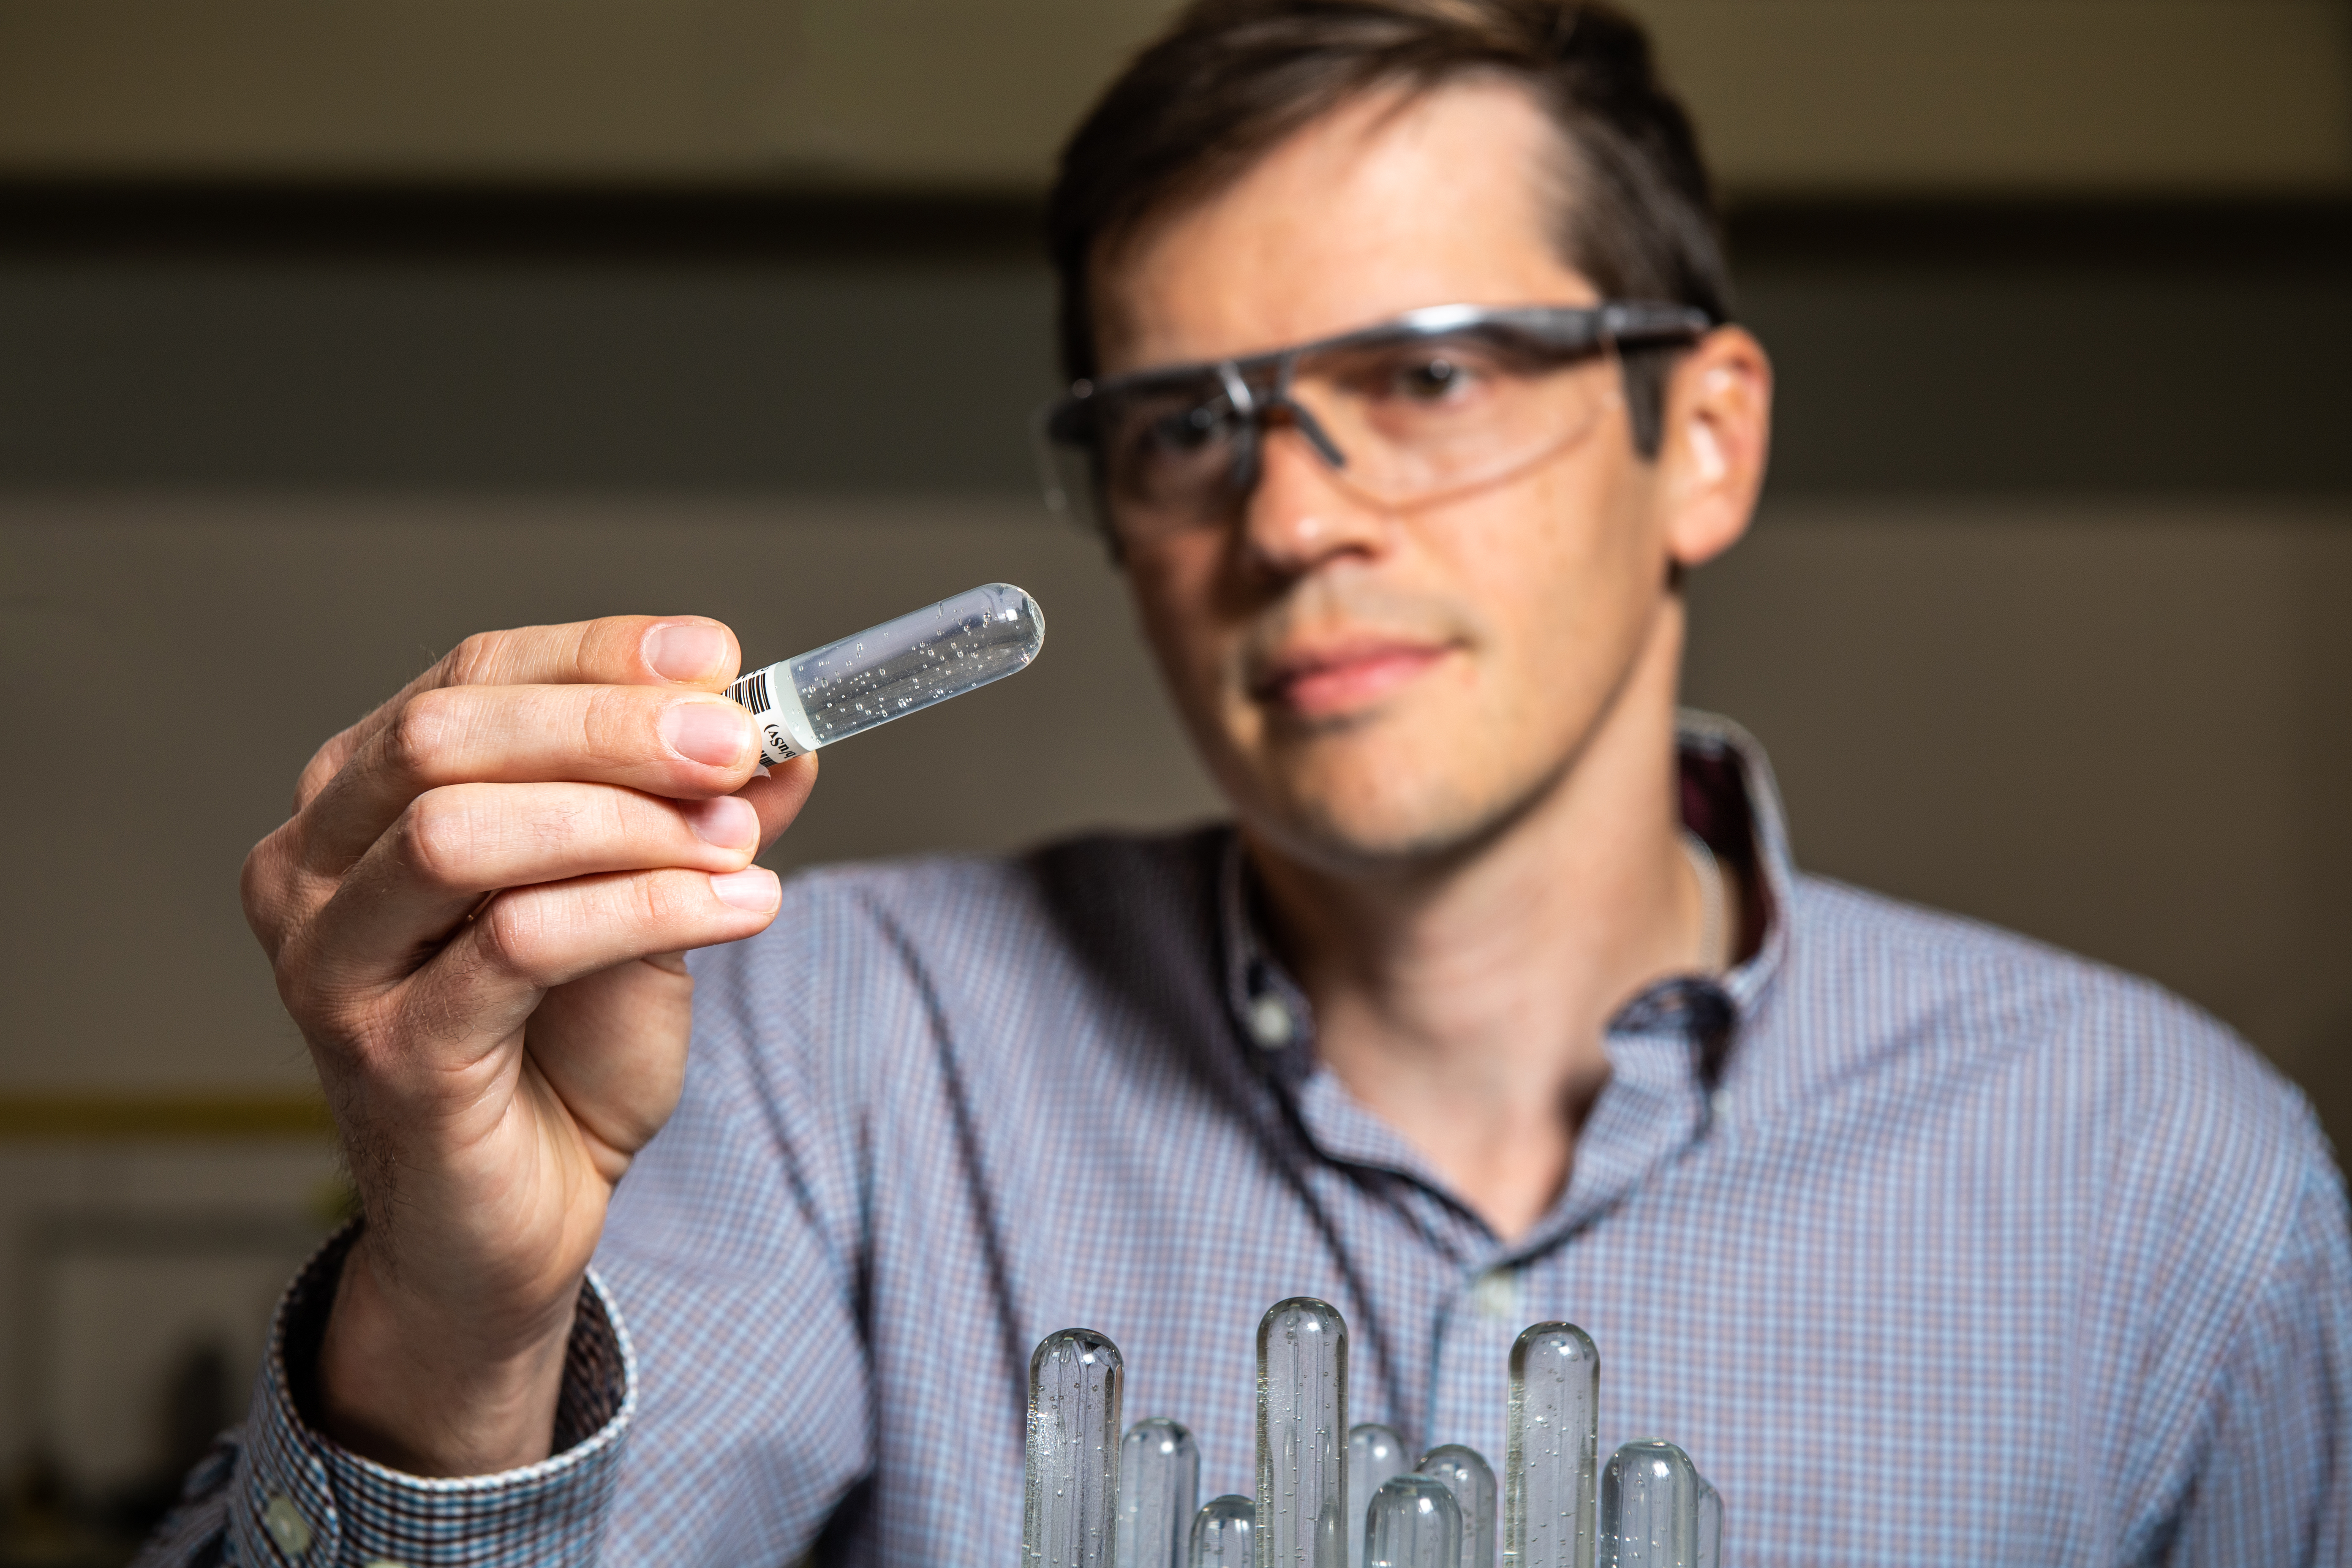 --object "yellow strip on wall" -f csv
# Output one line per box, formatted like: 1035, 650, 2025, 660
0, 1094, 336, 1140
